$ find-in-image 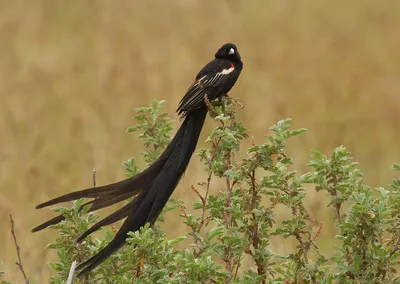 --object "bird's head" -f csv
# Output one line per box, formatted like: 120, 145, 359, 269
215, 43, 241, 63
